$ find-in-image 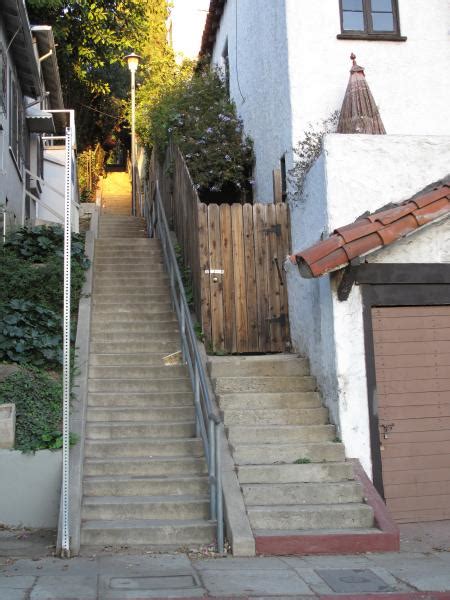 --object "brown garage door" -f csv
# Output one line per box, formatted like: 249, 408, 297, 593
372, 305, 450, 523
